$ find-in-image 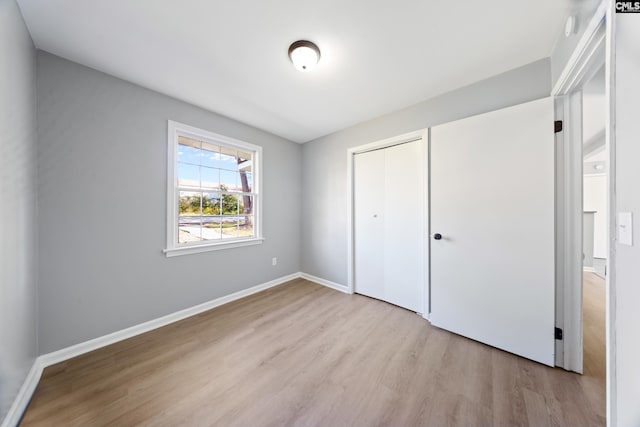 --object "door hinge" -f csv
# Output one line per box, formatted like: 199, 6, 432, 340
555, 327, 563, 340
554, 120, 563, 133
